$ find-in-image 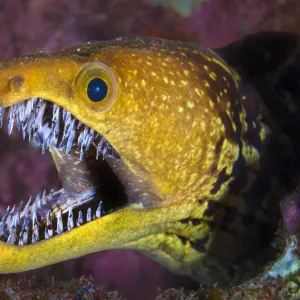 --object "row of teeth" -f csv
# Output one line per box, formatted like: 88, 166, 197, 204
0, 98, 116, 160
0, 190, 103, 245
